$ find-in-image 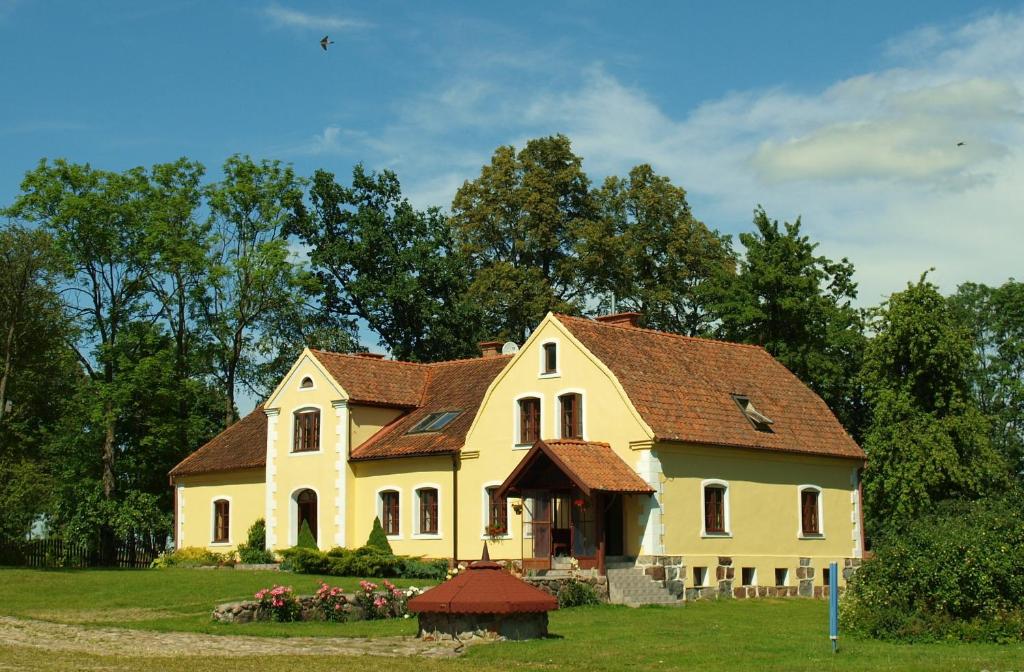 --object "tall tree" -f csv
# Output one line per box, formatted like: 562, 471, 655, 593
715, 208, 866, 436
949, 280, 1024, 474
860, 274, 1009, 535
451, 134, 593, 340
201, 155, 307, 426
580, 164, 736, 335
290, 165, 473, 362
